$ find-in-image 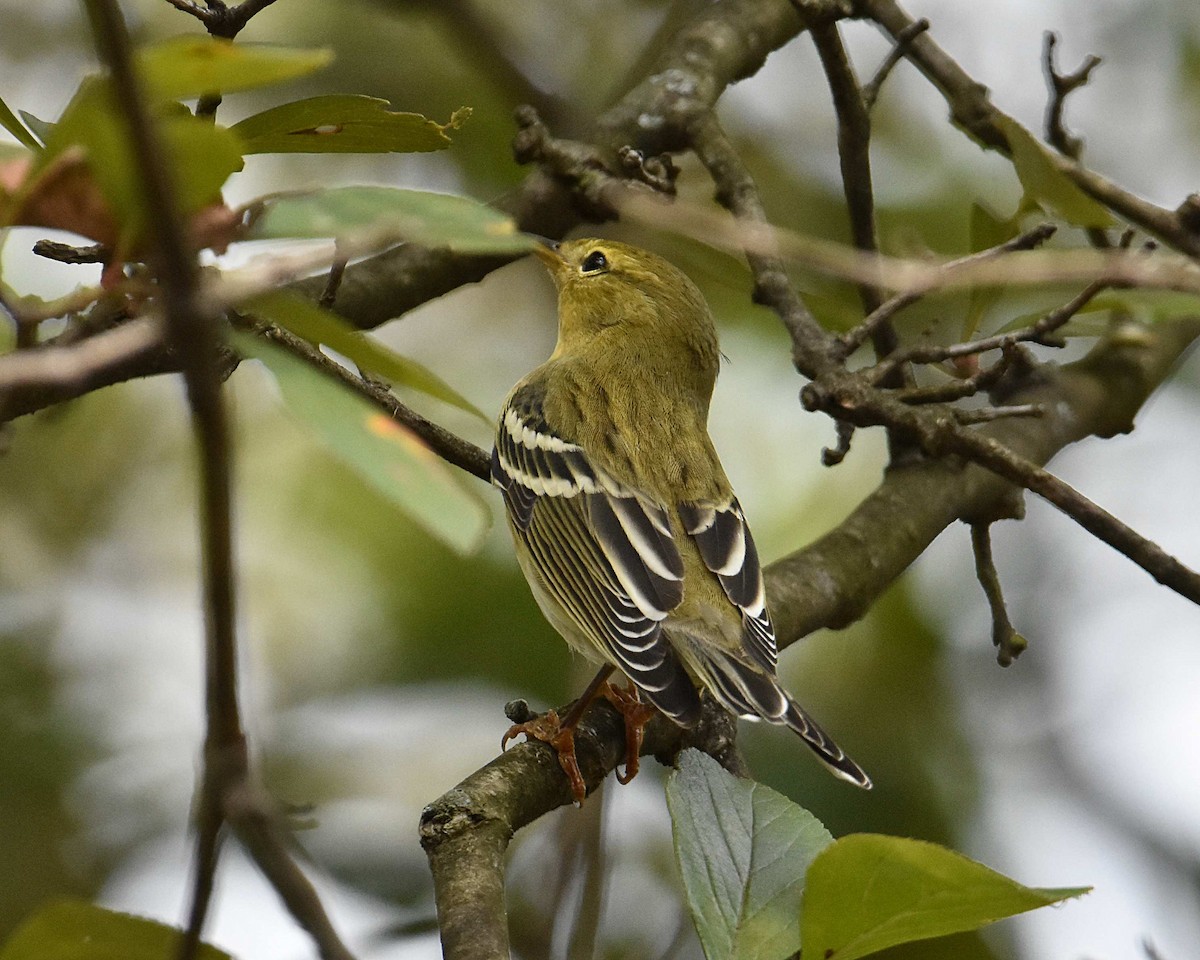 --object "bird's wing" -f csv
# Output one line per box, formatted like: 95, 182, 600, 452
492, 402, 701, 725
677, 499, 777, 672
